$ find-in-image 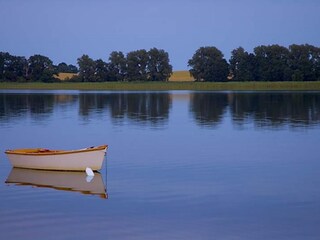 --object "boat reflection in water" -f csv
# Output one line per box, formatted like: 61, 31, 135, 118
5, 168, 108, 199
